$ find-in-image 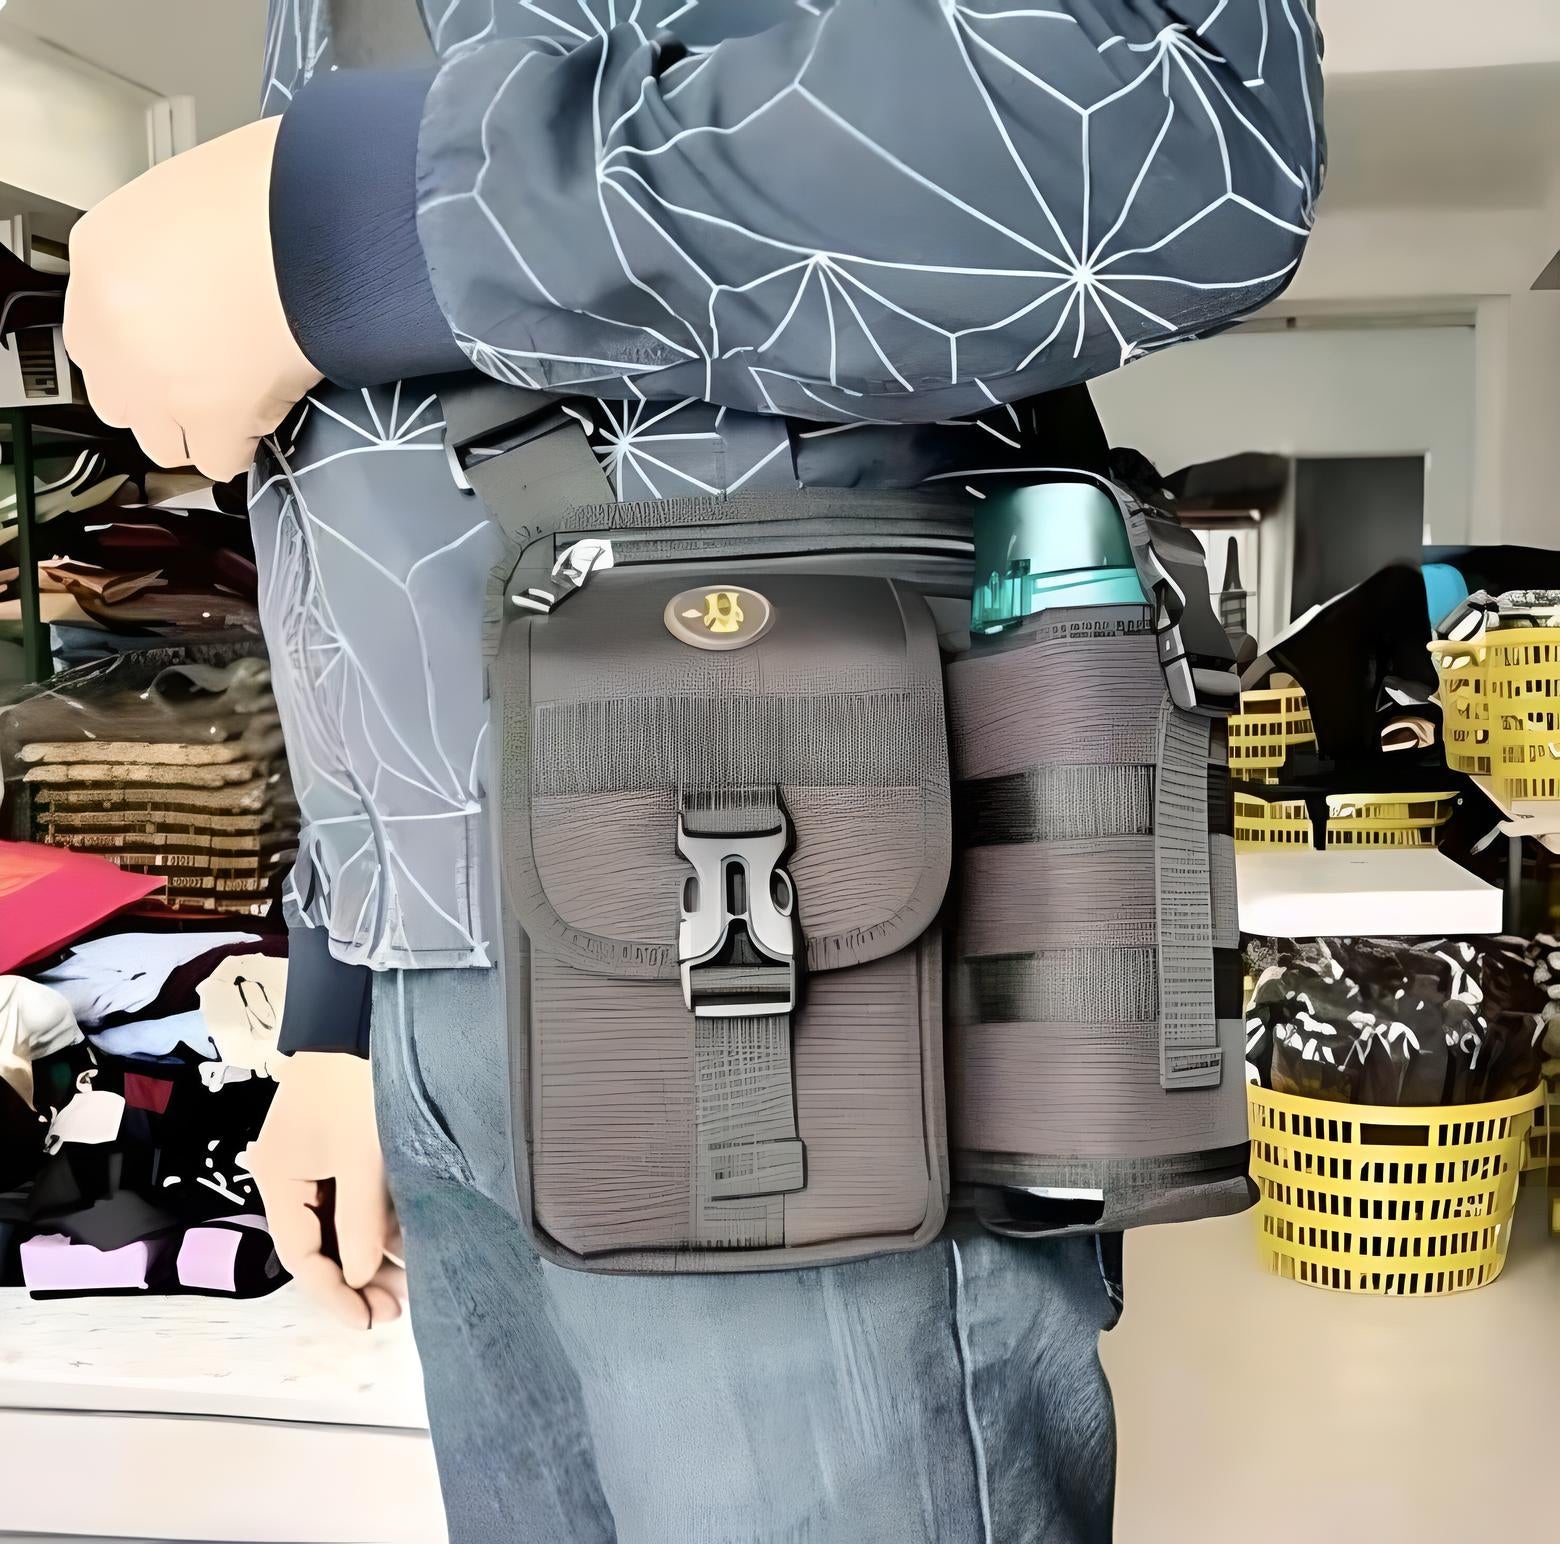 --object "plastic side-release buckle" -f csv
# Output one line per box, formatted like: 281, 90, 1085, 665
1125, 506, 1240, 718
676, 814, 800, 1019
